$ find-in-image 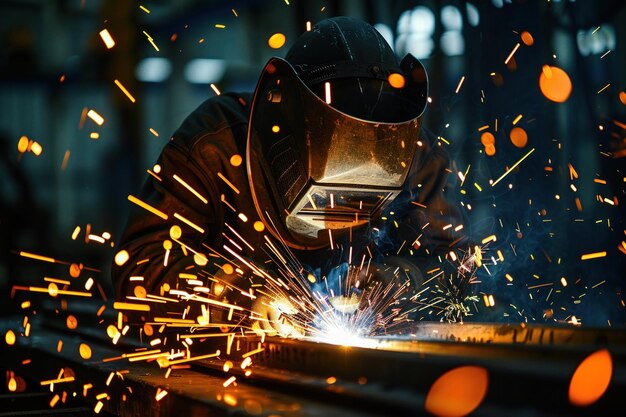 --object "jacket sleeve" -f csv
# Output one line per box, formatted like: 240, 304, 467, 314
111, 138, 224, 317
